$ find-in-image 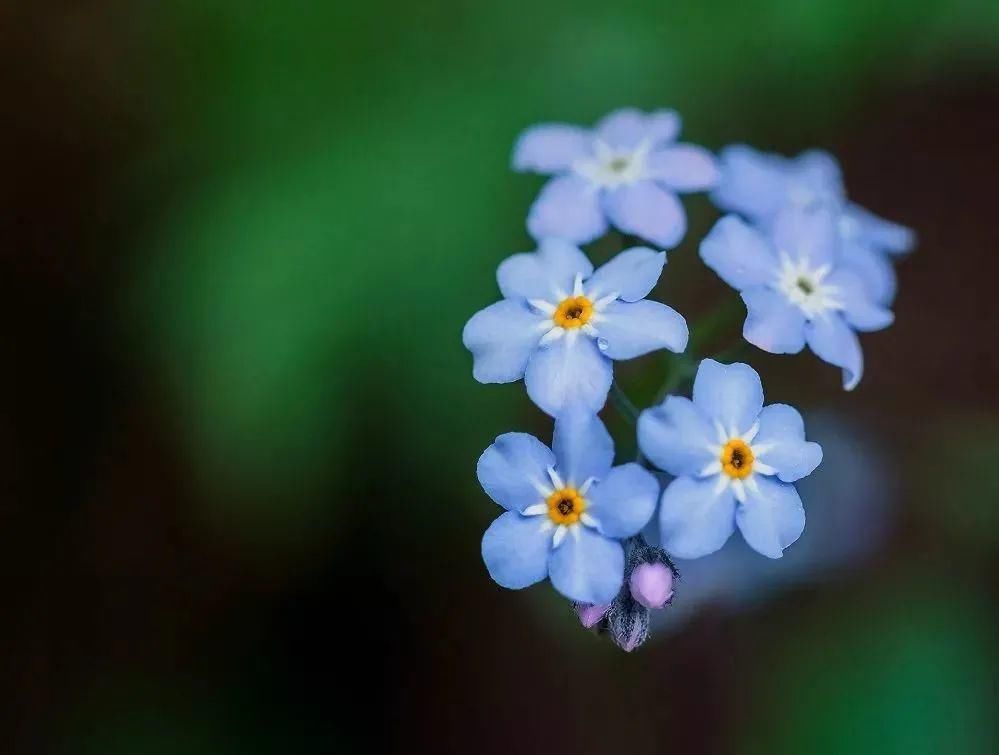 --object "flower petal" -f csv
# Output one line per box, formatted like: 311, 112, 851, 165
772, 206, 839, 268
711, 144, 793, 221
586, 463, 659, 538
527, 175, 608, 244
735, 476, 805, 558
593, 300, 688, 360
754, 404, 823, 483
477, 432, 556, 511
512, 123, 591, 174
548, 526, 625, 604
700, 215, 778, 290
586, 247, 665, 302
462, 300, 546, 383
842, 203, 915, 256
646, 144, 719, 191
692, 359, 764, 435
604, 180, 686, 248
825, 269, 894, 332
839, 242, 897, 306
658, 476, 737, 559
637, 395, 716, 476
553, 410, 613, 487
741, 286, 807, 354
805, 313, 863, 390
497, 238, 594, 301
481, 511, 552, 589
594, 108, 680, 149
524, 333, 613, 416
